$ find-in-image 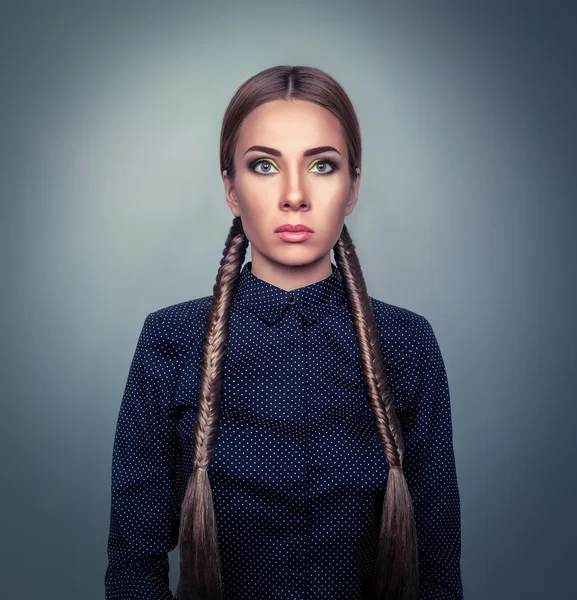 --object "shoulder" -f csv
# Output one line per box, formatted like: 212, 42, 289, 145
152, 296, 212, 329
142, 296, 212, 358
369, 296, 435, 368
370, 296, 427, 332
